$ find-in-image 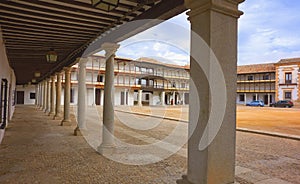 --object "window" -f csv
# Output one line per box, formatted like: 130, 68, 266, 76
247, 75, 254, 80
97, 75, 104, 82
285, 92, 292, 99
145, 94, 150, 100
70, 88, 74, 103
141, 67, 147, 73
172, 82, 176, 88
239, 94, 245, 102
30, 93, 36, 99
285, 73, 292, 84
263, 74, 269, 80
181, 83, 186, 88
